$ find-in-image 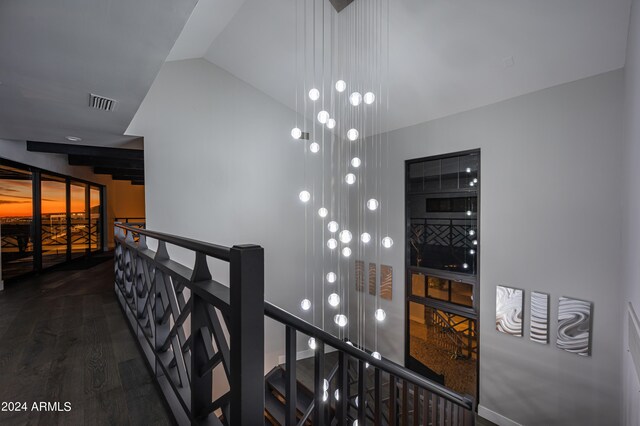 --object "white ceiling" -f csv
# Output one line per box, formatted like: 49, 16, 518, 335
170, 0, 632, 132
0, 0, 198, 147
